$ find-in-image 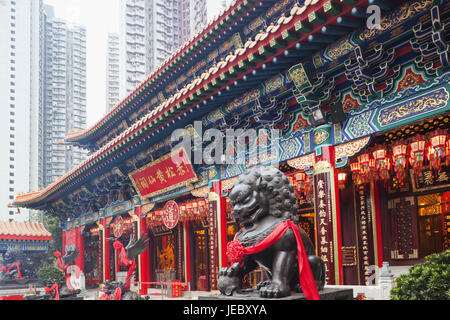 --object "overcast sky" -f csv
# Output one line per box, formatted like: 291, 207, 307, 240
44, 0, 226, 127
